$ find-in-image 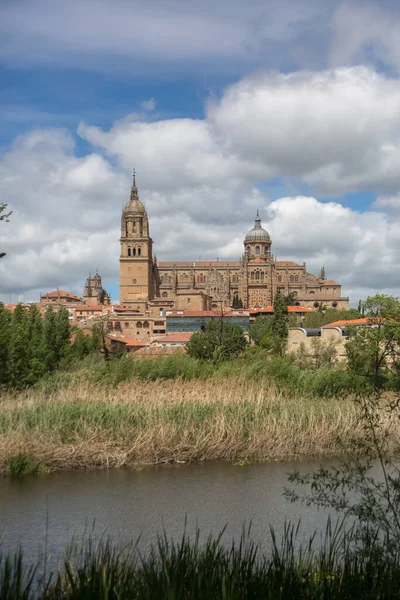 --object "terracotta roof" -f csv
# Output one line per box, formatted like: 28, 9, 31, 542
42, 290, 82, 301
276, 261, 301, 267
321, 279, 339, 286
155, 332, 193, 343
249, 257, 267, 264
324, 318, 372, 327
